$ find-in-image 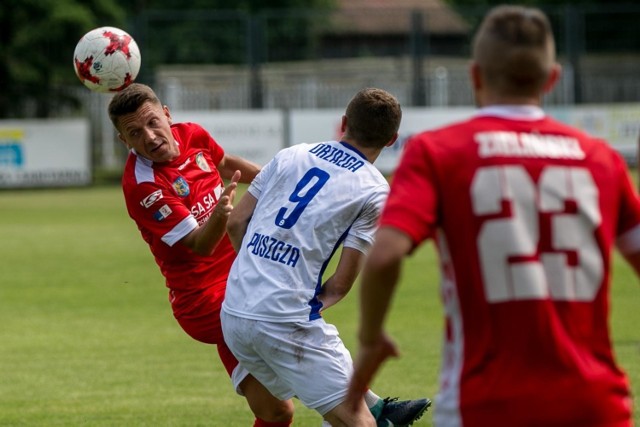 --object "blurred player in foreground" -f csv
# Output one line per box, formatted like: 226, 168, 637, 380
108, 83, 295, 426
347, 5, 640, 427
221, 88, 430, 426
